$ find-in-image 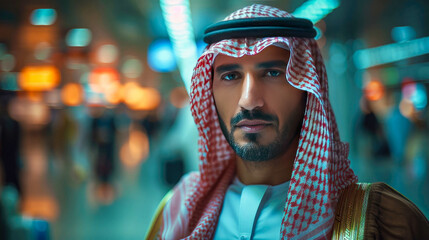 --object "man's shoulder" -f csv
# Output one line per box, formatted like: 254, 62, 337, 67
365, 182, 429, 239
333, 182, 429, 239
366, 182, 426, 217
